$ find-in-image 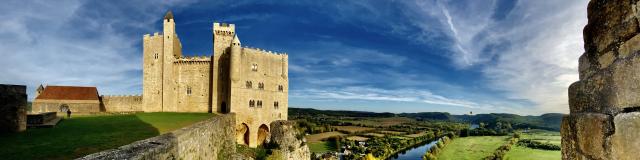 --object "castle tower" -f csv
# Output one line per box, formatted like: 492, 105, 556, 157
230, 35, 241, 82
211, 22, 235, 113
161, 11, 182, 112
